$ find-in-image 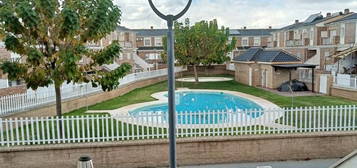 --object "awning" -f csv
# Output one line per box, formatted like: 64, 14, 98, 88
273, 64, 317, 92
333, 46, 357, 59
273, 64, 317, 70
